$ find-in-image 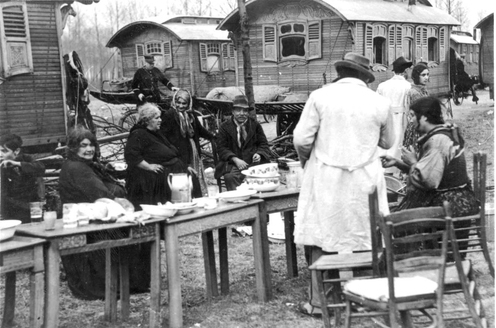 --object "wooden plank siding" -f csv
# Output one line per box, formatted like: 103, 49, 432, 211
0, 2, 66, 147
